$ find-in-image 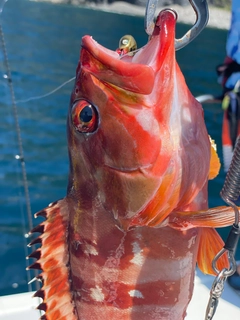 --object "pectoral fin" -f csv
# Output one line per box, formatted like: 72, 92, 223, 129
169, 206, 238, 229
169, 206, 238, 275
